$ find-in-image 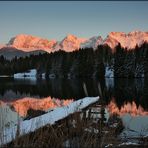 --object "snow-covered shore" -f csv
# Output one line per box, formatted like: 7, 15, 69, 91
14, 69, 37, 80
0, 96, 99, 146
13, 68, 114, 79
